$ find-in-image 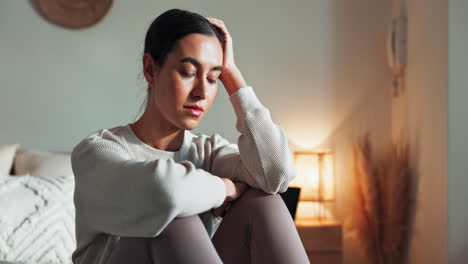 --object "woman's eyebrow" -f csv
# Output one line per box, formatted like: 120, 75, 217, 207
180, 57, 223, 72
